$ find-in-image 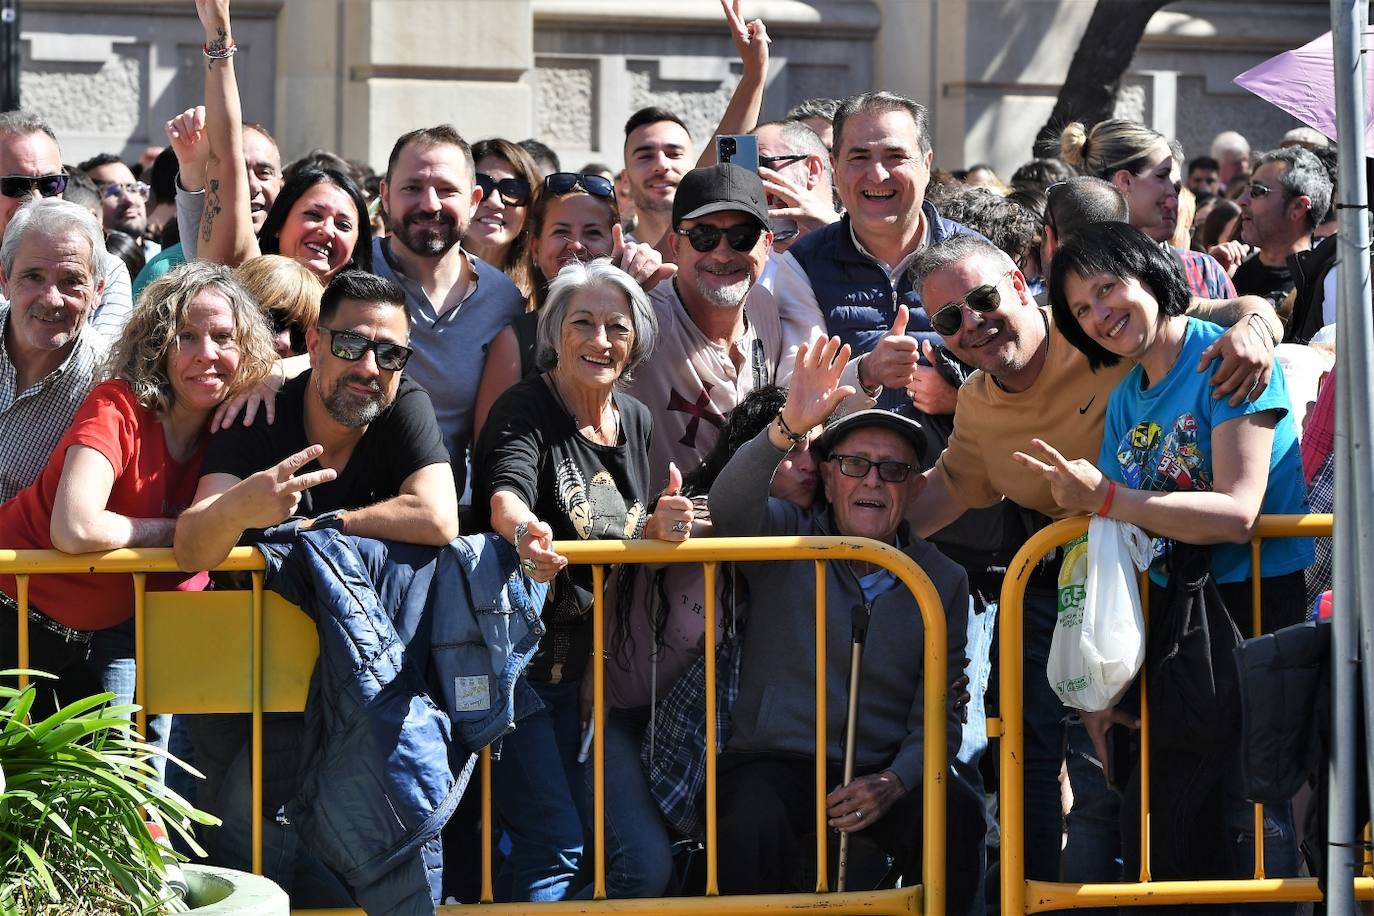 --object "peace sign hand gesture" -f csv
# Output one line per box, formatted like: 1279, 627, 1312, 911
1012, 438, 1109, 516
